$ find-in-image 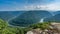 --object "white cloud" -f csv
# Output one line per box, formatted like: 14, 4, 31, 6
1, 2, 60, 11
24, 3, 60, 11
45, 4, 60, 11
